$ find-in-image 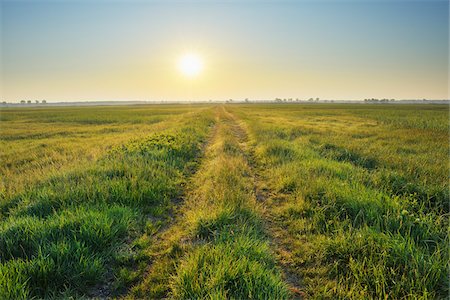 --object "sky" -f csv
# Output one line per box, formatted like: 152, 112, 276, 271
1, 0, 448, 102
